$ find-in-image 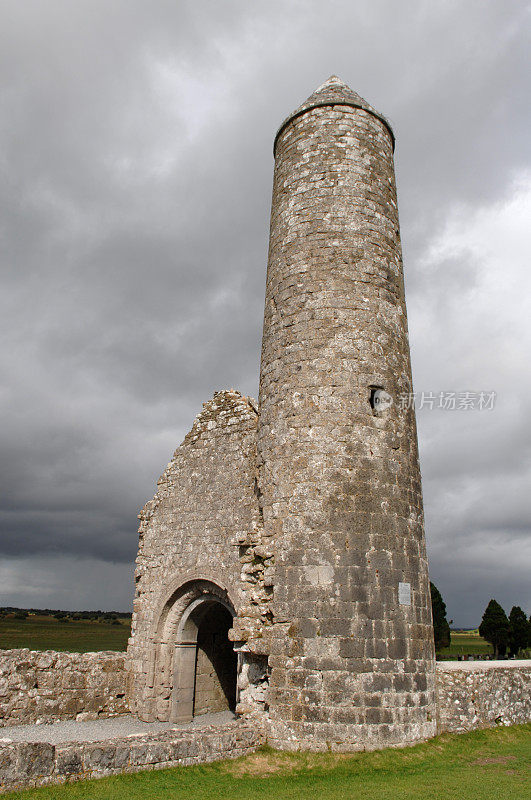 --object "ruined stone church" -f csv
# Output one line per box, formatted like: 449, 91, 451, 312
126, 76, 436, 751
